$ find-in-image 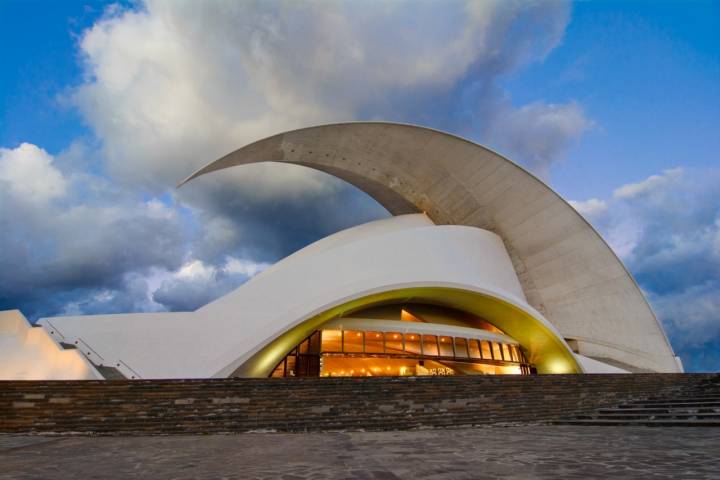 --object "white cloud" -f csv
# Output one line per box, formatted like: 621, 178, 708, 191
613, 167, 683, 199
152, 255, 268, 311
571, 167, 720, 361
568, 197, 607, 217
650, 281, 720, 348
71, 0, 578, 188
176, 260, 215, 281
175, 257, 268, 282
489, 101, 593, 178
0, 143, 67, 203
3, 0, 591, 322
225, 257, 269, 277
